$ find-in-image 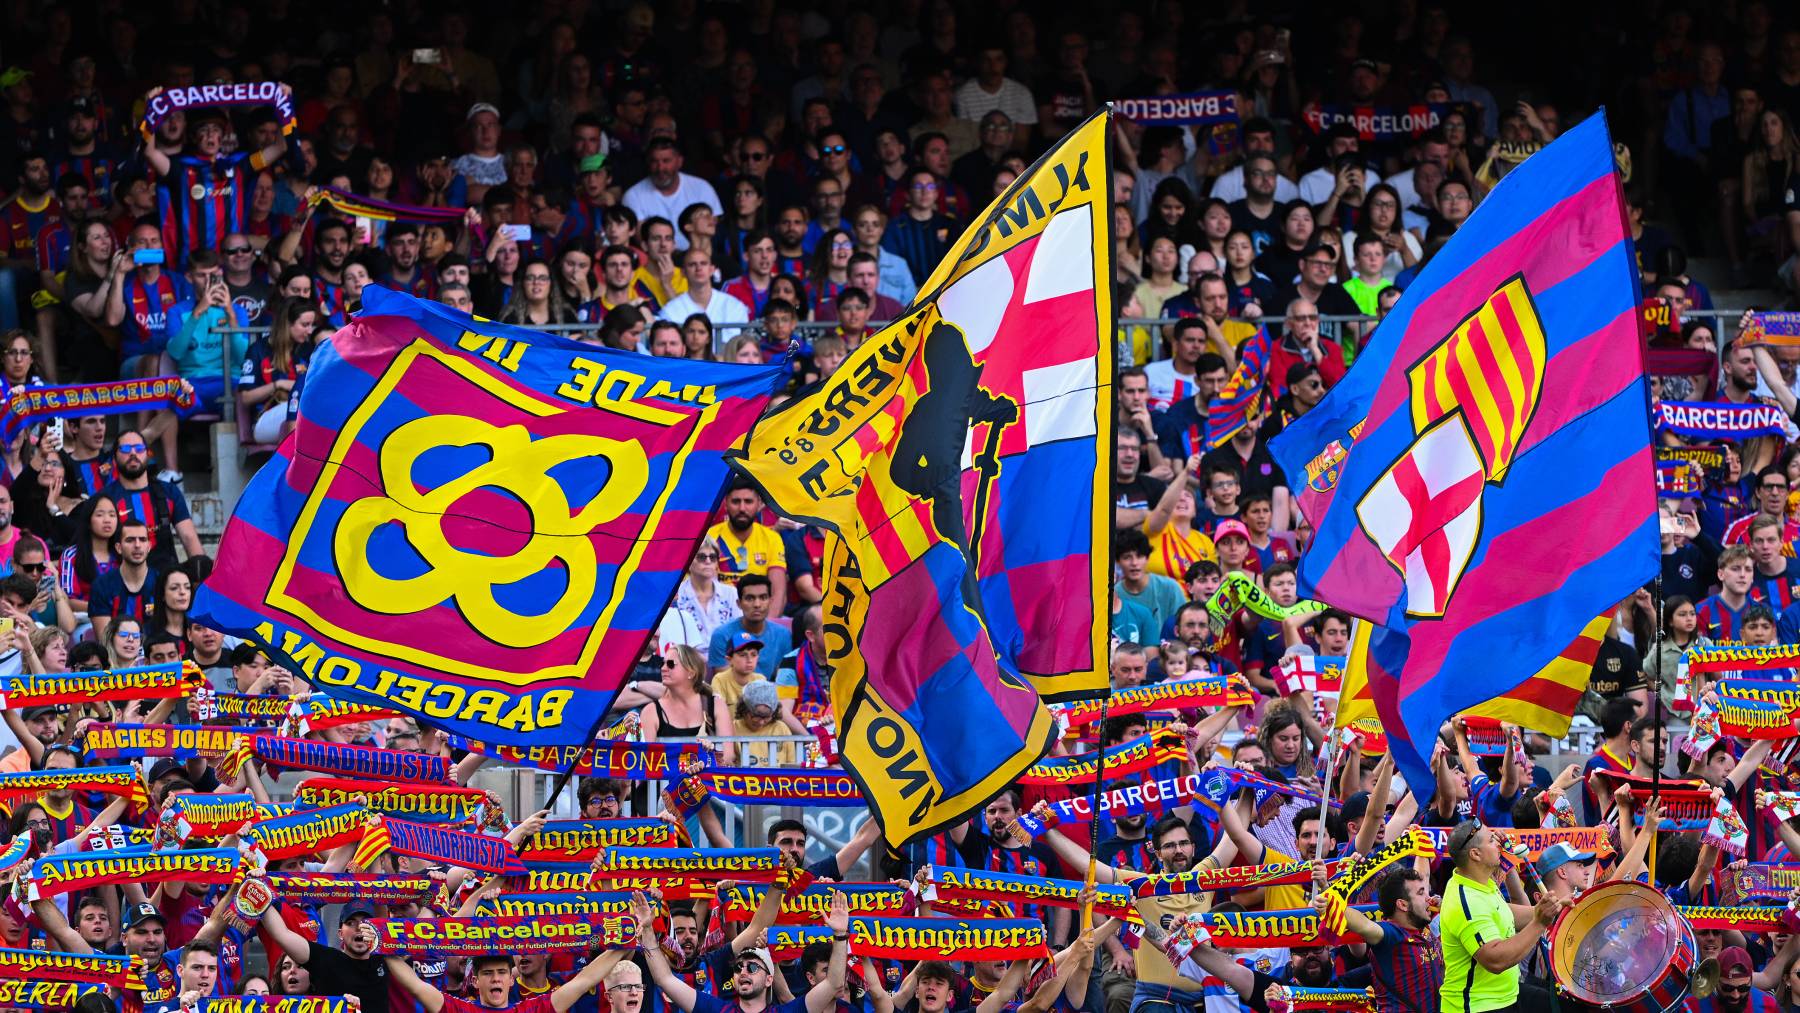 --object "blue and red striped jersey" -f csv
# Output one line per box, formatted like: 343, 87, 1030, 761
157, 153, 255, 266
